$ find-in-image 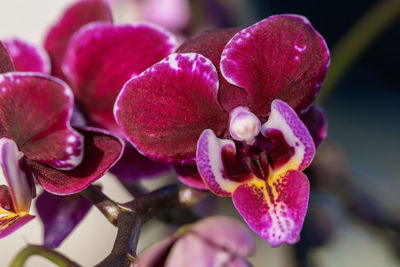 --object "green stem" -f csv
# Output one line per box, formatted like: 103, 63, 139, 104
317, 0, 400, 104
10, 245, 80, 267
